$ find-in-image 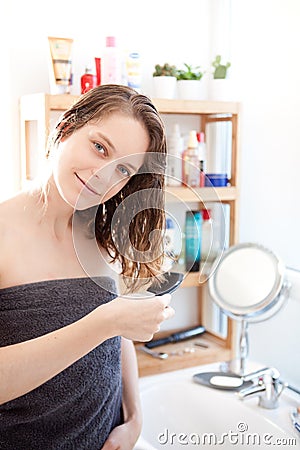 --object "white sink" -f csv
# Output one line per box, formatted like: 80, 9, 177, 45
135, 363, 300, 450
